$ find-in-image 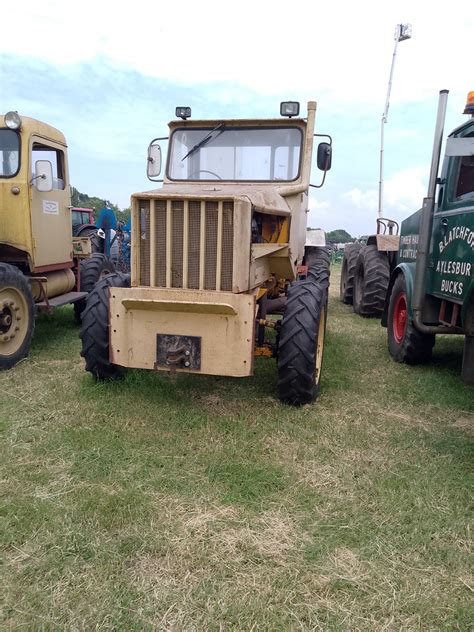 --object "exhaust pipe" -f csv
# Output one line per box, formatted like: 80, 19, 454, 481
412, 90, 454, 334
